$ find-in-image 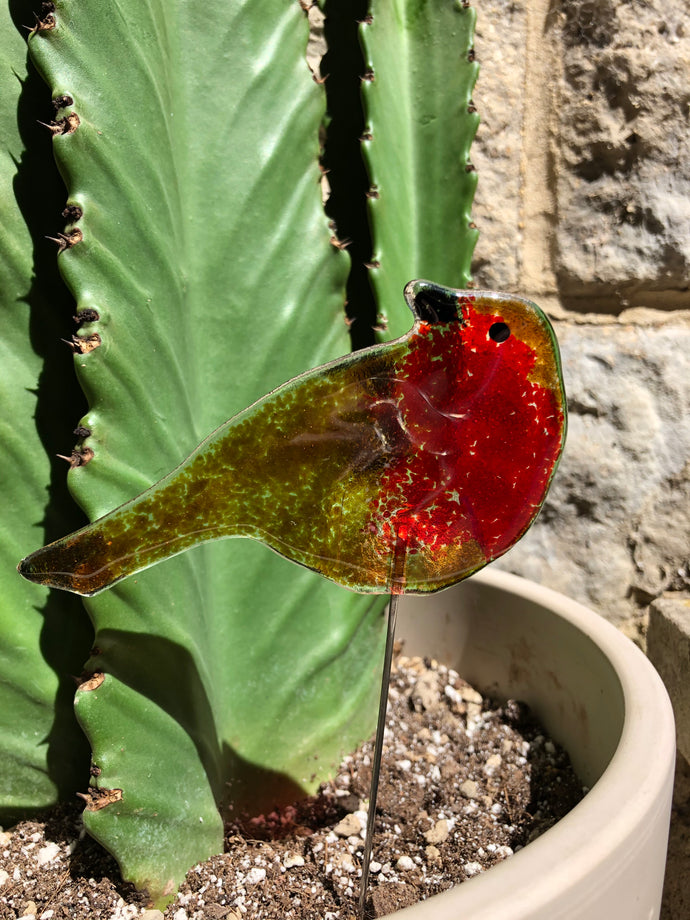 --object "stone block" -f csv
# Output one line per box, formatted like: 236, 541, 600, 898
648, 594, 690, 763
471, 0, 528, 292
554, 0, 690, 310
